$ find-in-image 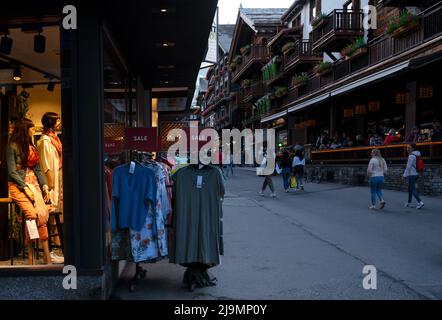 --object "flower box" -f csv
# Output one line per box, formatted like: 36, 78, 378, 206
343, 47, 367, 60
292, 73, 308, 88
311, 13, 329, 29
282, 42, 296, 55
314, 62, 333, 76
388, 20, 420, 38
